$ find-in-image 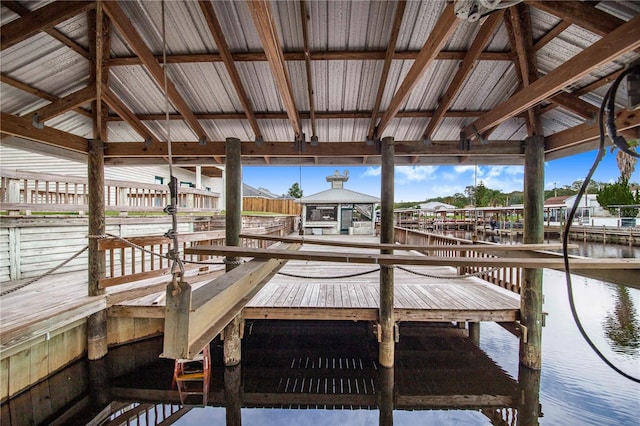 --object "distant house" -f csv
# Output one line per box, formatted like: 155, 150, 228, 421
242, 183, 283, 199
418, 201, 456, 216
299, 170, 379, 235
544, 194, 623, 225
